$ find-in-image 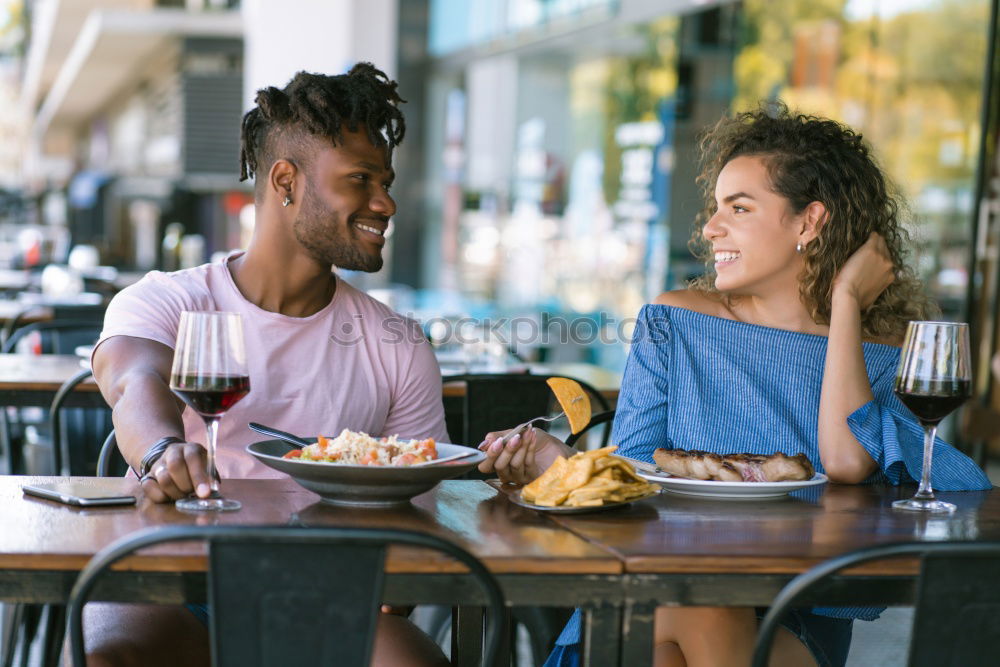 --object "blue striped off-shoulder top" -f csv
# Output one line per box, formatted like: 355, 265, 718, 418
614, 305, 990, 490
545, 305, 991, 666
